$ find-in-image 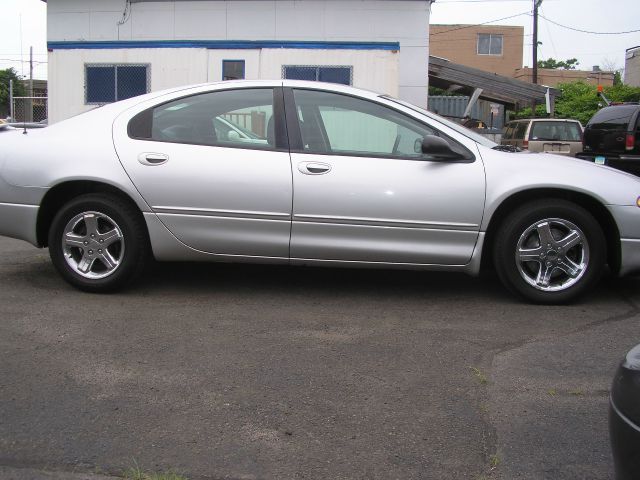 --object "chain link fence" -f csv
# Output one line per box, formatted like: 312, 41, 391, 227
11, 95, 48, 123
